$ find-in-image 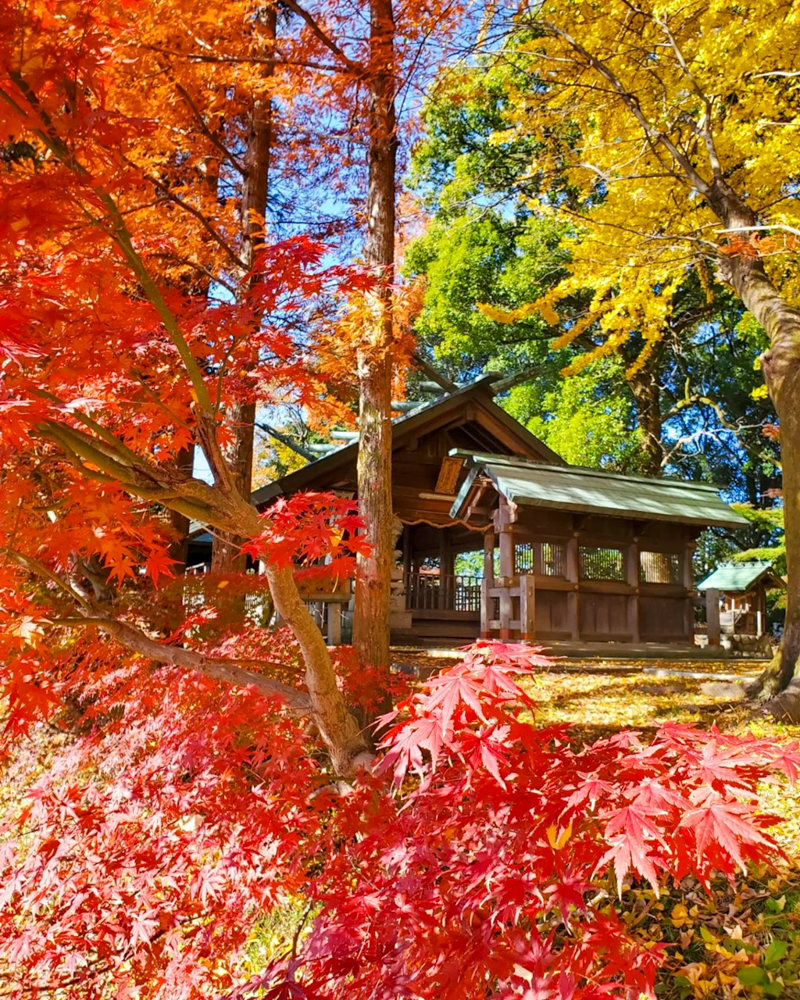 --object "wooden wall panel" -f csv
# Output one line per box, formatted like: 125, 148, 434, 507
535, 590, 572, 638
579, 594, 630, 639
639, 596, 687, 641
